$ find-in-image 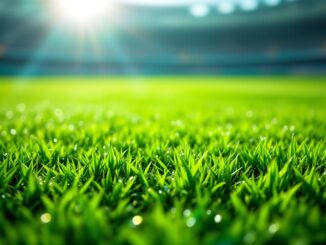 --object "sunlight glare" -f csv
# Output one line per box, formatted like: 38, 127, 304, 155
53, 0, 108, 25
